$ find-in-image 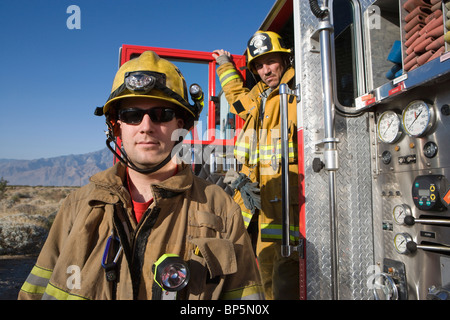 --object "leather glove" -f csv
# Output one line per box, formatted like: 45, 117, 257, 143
224, 170, 261, 214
